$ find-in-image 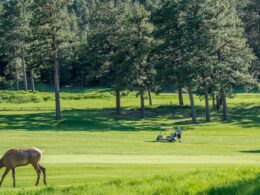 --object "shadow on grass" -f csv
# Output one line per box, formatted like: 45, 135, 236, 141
201, 175, 260, 195
240, 150, 260, 154
1, 103, 259, 132
227, 106, 260, 128
0, 107, 196, 132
